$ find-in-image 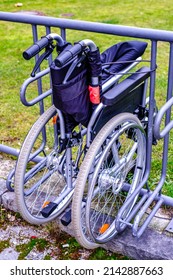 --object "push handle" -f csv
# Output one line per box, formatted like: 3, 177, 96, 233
55, 42, 83, 67
23, 36, 50, 60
